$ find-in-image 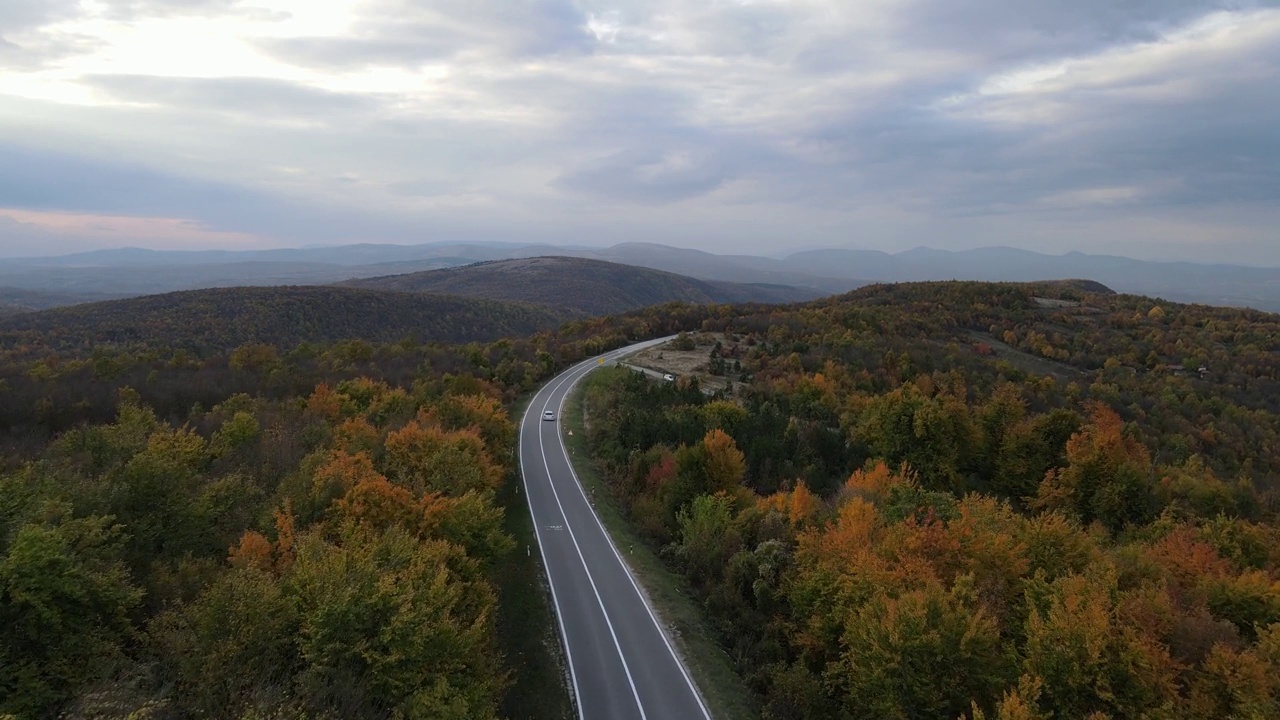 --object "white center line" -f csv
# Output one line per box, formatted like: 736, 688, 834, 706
553, 355, 714, 720
536, 354, 650, 719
